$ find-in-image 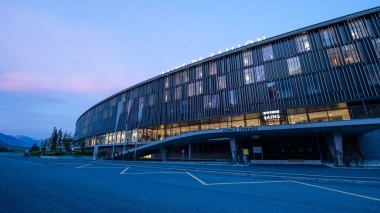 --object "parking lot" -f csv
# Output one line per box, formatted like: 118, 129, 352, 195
1, 153, 379, 213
